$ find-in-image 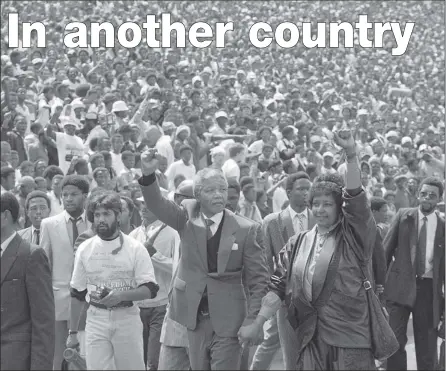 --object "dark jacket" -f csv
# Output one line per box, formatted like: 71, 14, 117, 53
384, 208, 445, 328
1, 234, 55, 370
